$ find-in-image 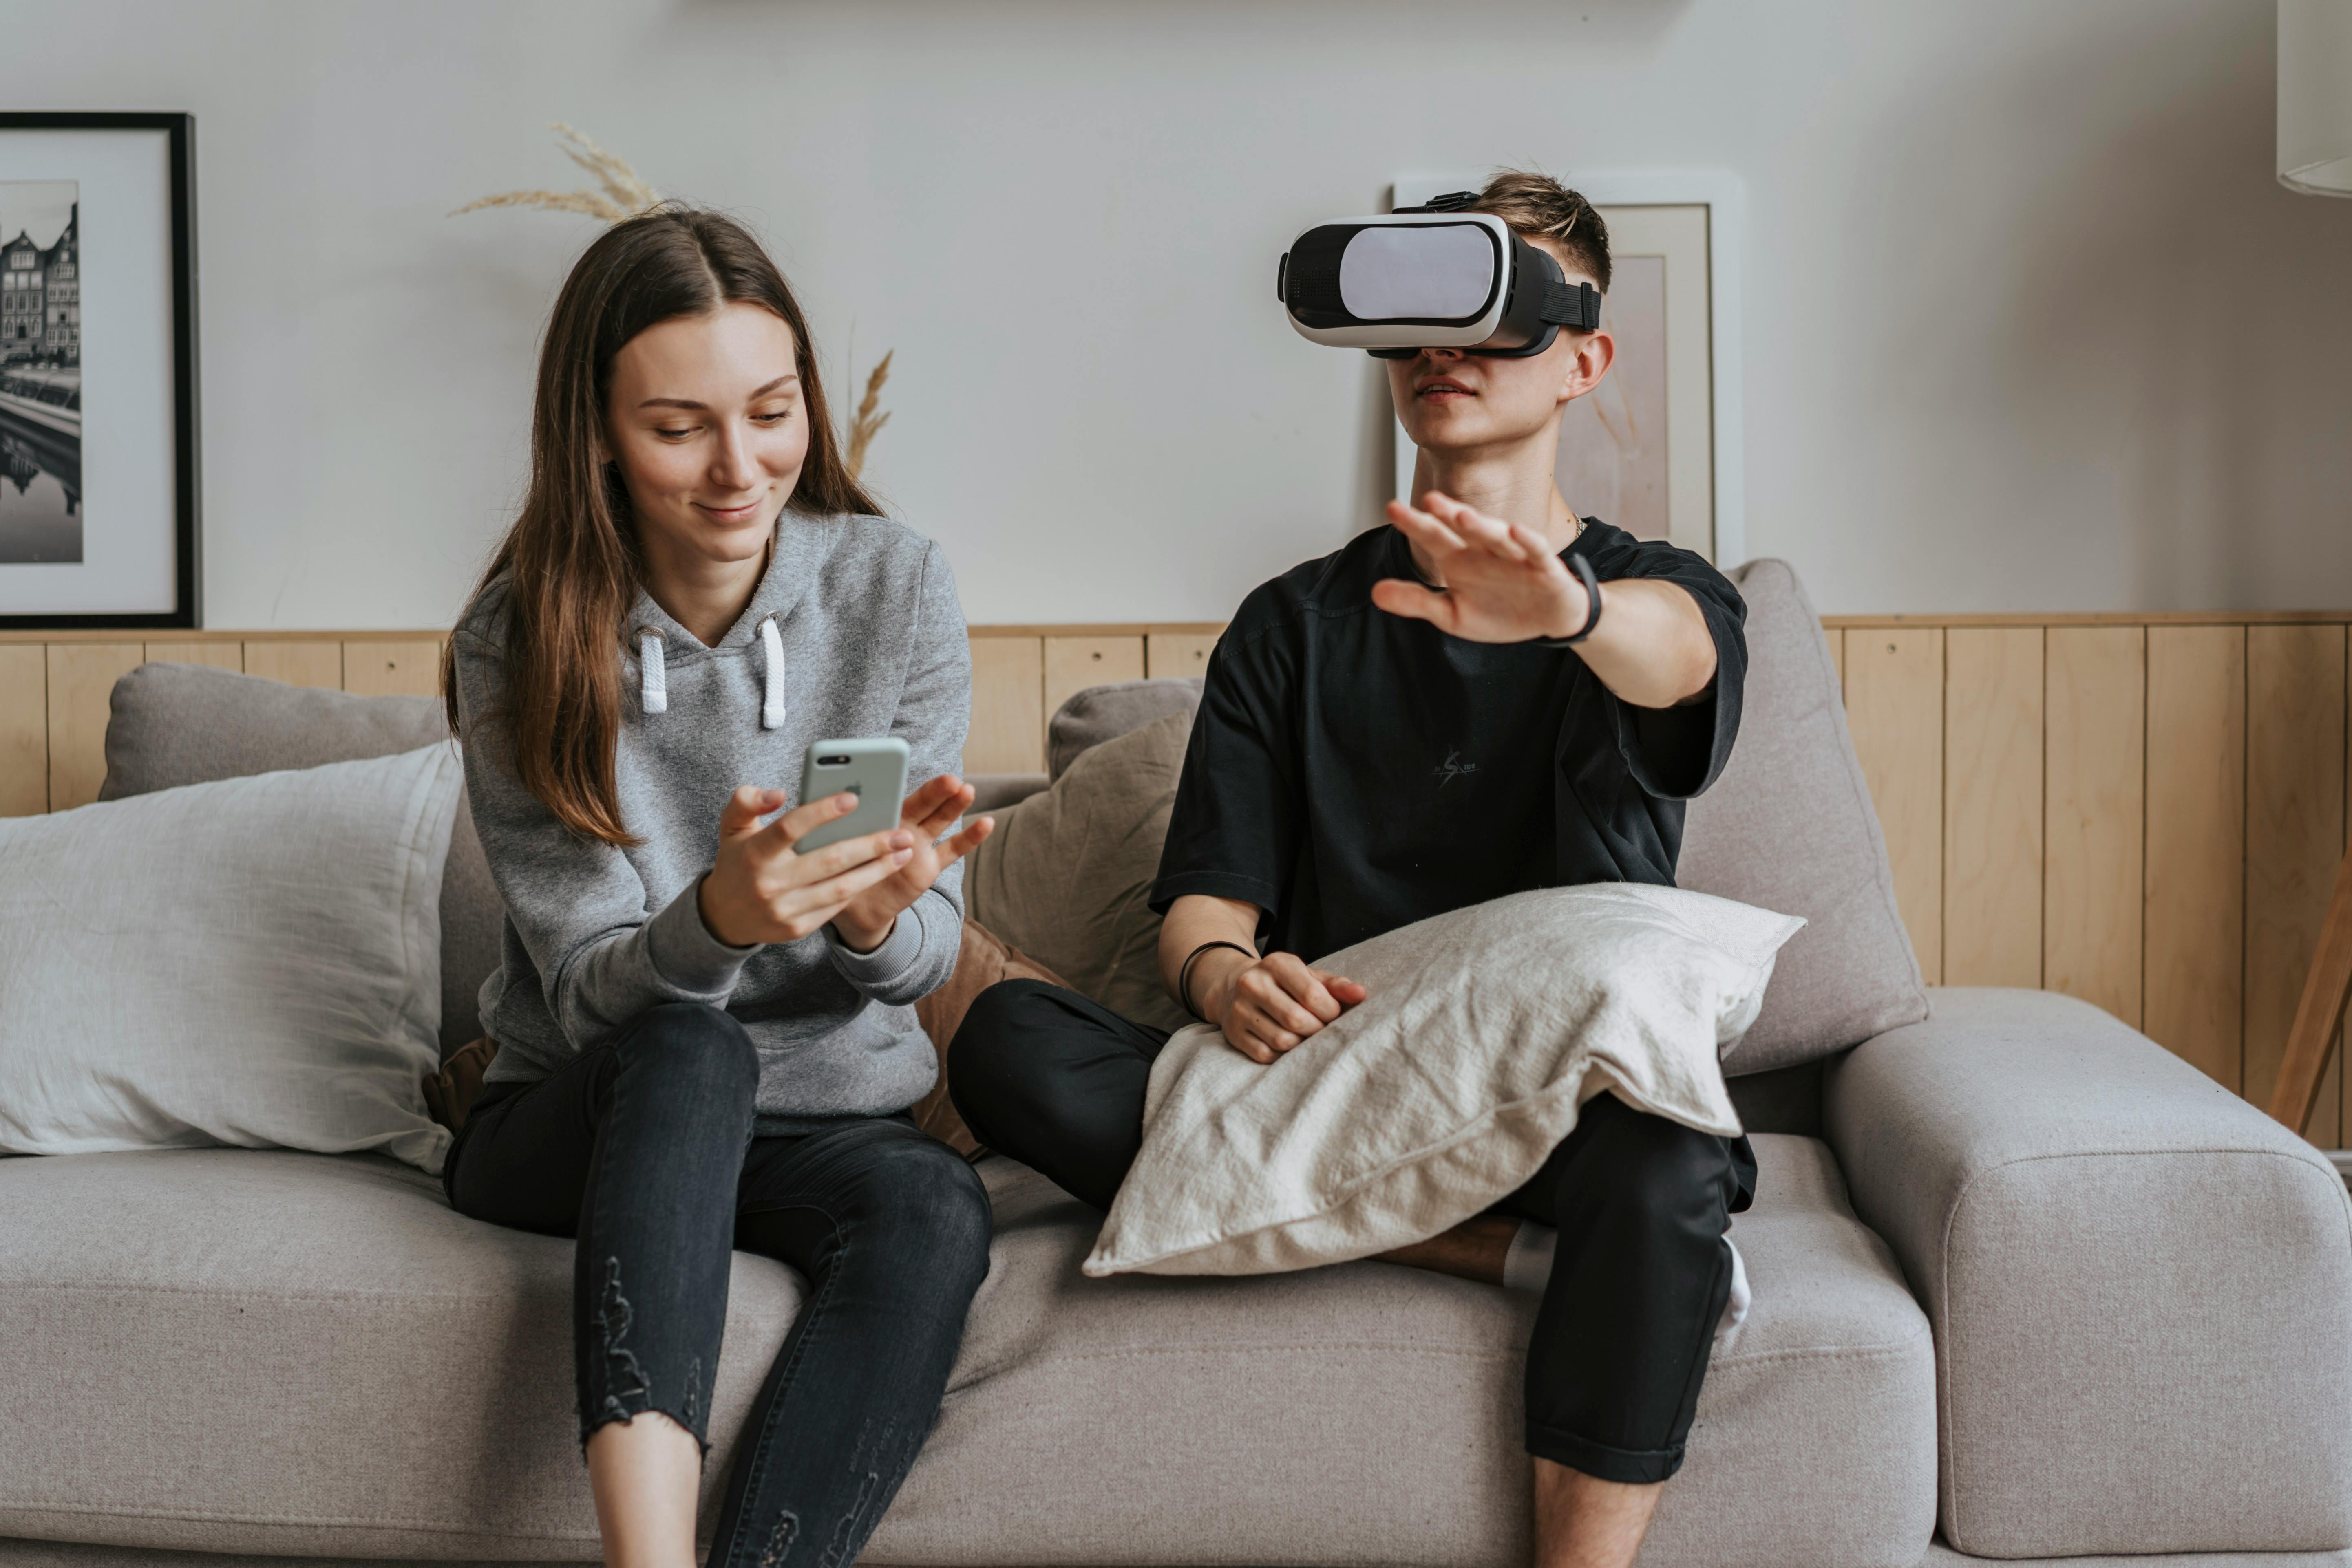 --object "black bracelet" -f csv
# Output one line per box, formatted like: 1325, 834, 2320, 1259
1178, 939, 1257, 1021
1532, 552, 1604, 646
